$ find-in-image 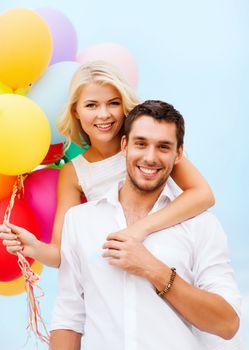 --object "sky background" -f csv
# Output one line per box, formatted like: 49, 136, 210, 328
0, 0, 248, 349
